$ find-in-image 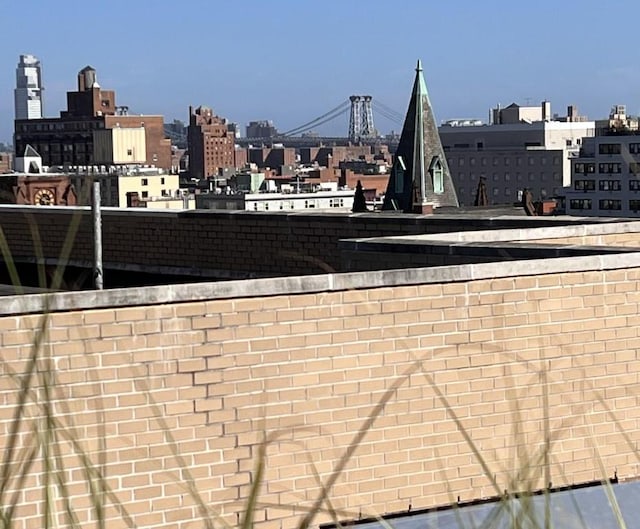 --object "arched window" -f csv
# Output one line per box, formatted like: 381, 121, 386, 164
430, 156, 444, 194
